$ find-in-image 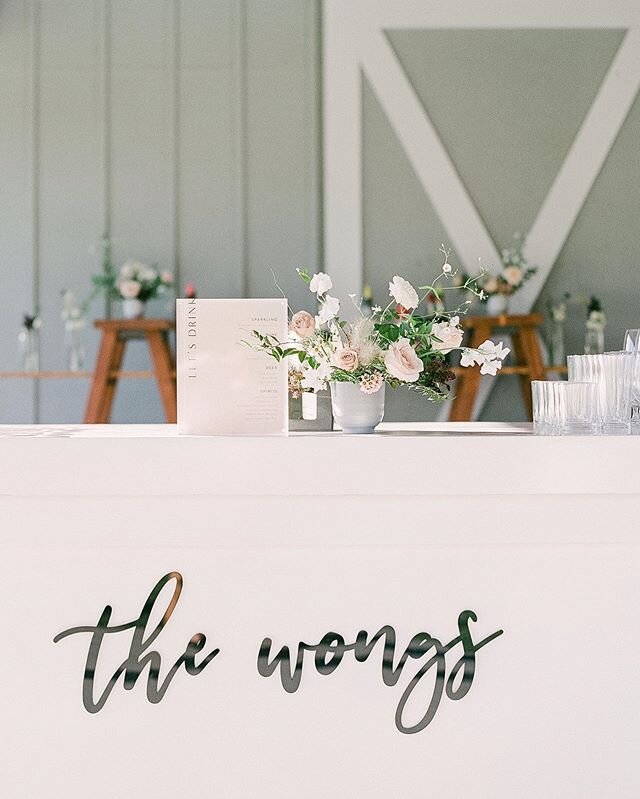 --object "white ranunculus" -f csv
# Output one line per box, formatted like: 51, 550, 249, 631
316, 295, 340, 324
384, 337, 424, 382
388, 275, 419, 310
309, 272, 333, 296
431, 316, 464, 354
138, 265, 158, 283
119, 279, 141, 299
119, 261, 137, 280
